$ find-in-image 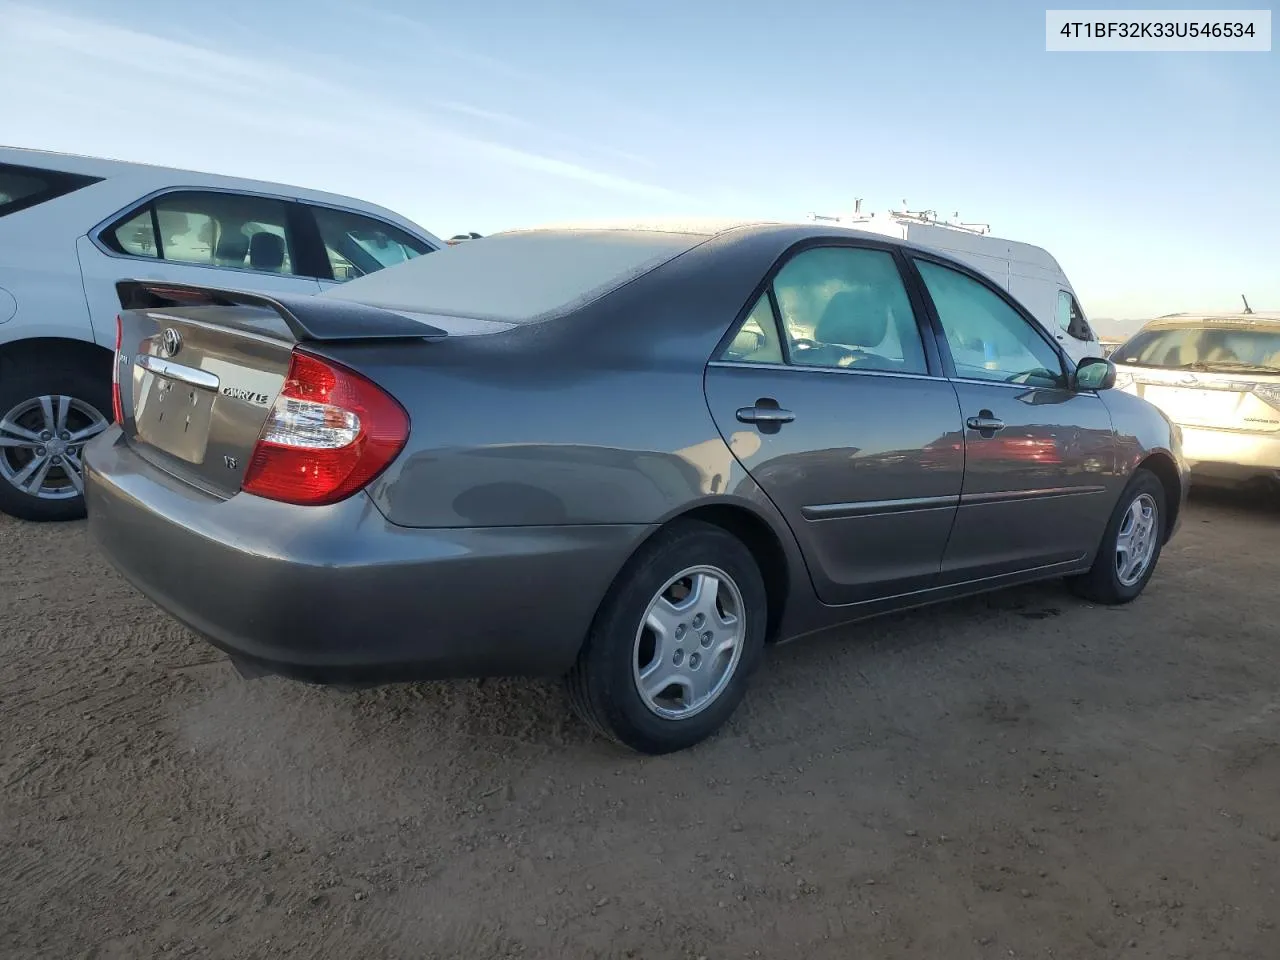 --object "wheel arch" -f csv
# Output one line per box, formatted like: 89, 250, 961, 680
1136, 451, 1182, 541
0, 336, 113, 379
649, 500, 794, 643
